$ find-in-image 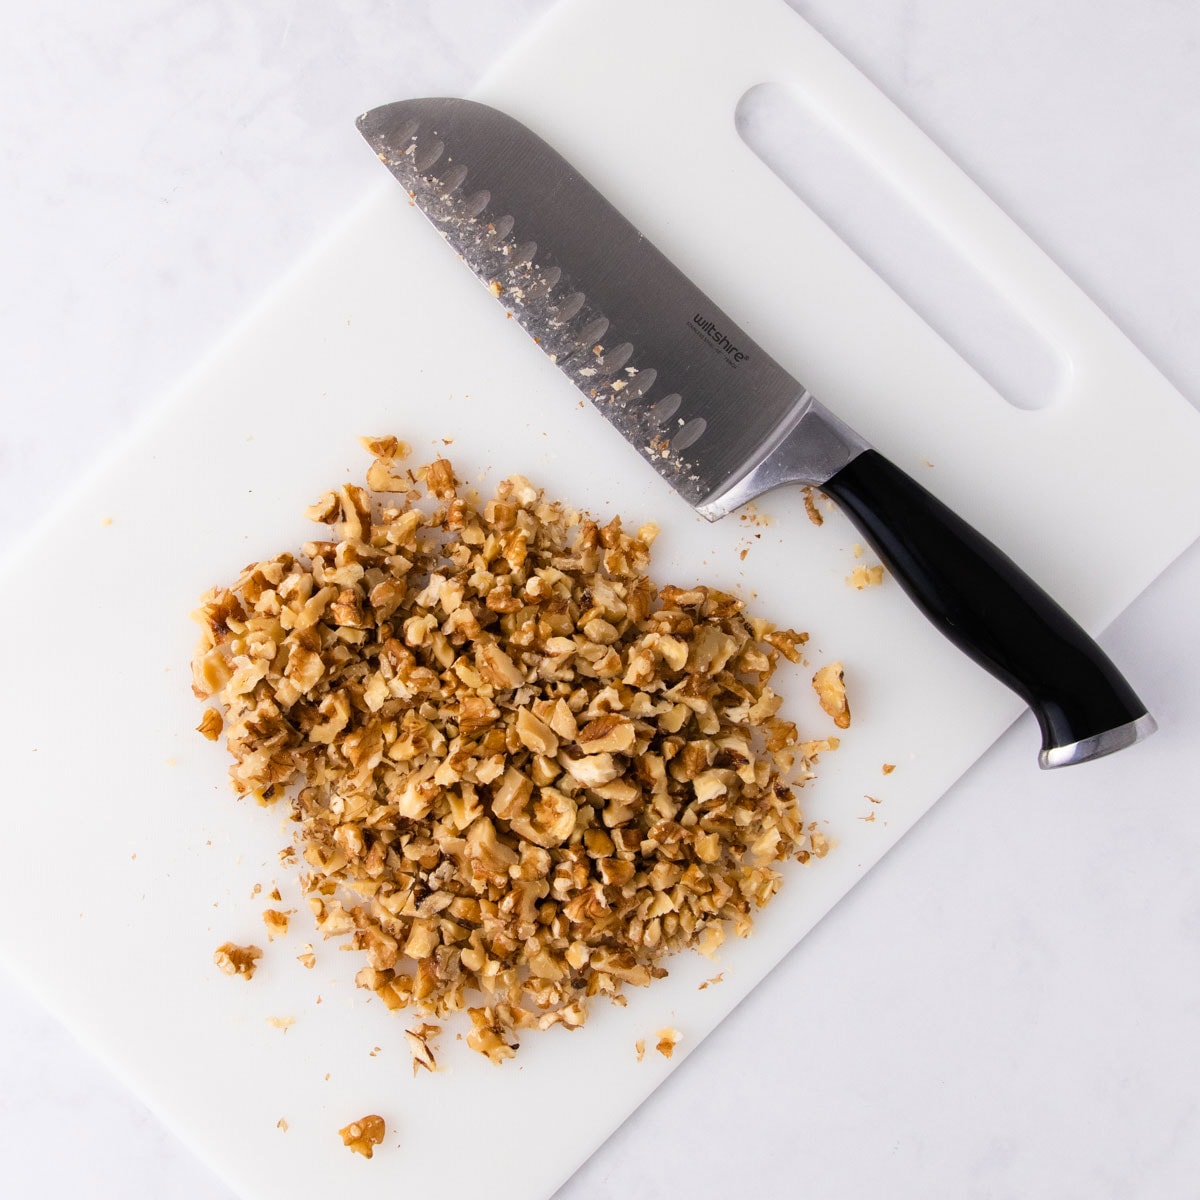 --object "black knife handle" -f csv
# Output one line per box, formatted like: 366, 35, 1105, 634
821, 449, 1154, 768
